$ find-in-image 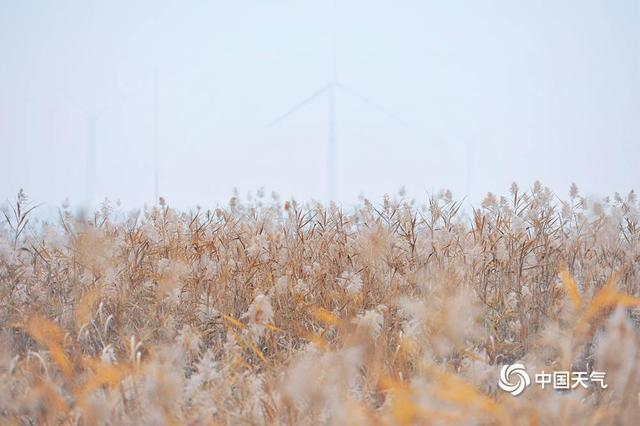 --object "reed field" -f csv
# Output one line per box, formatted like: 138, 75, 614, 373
1, 182, 640, 425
